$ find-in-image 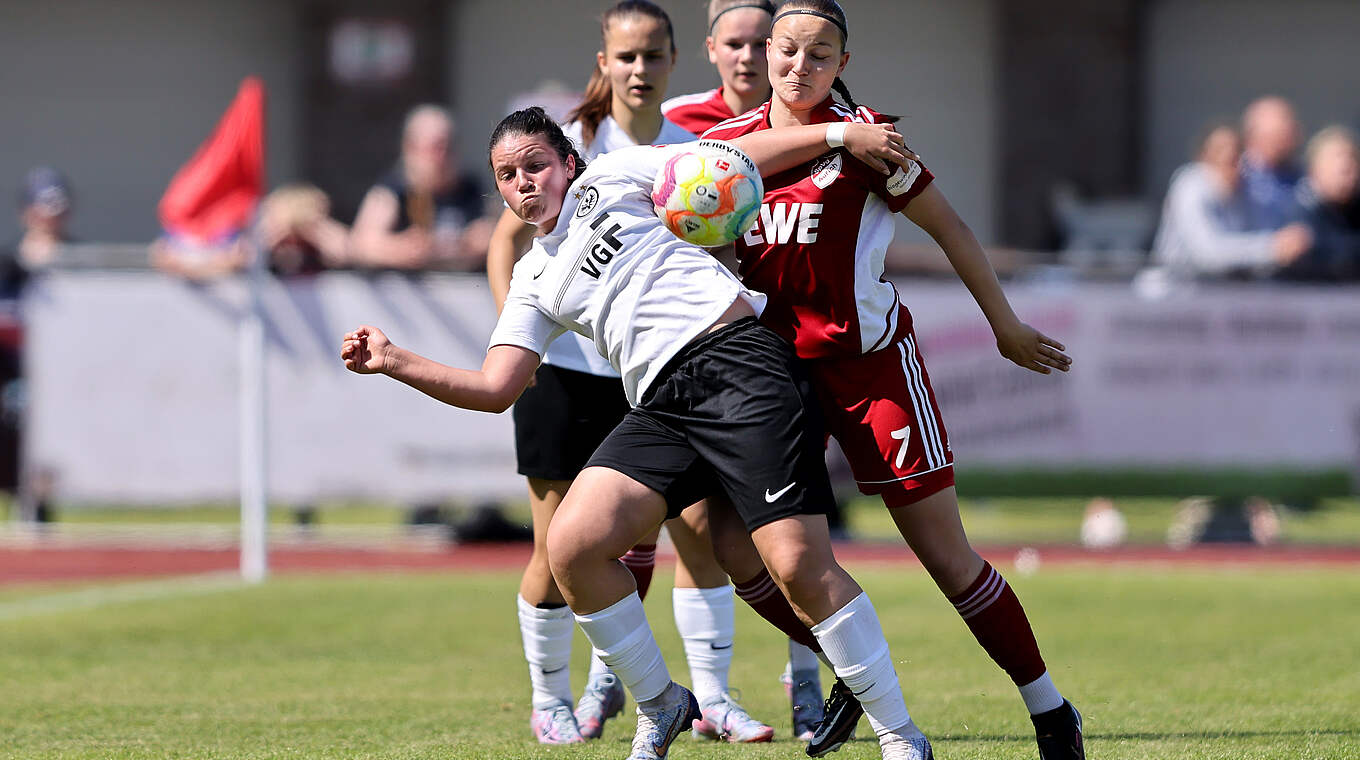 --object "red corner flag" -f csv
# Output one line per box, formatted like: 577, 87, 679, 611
158, 77, 266, 244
